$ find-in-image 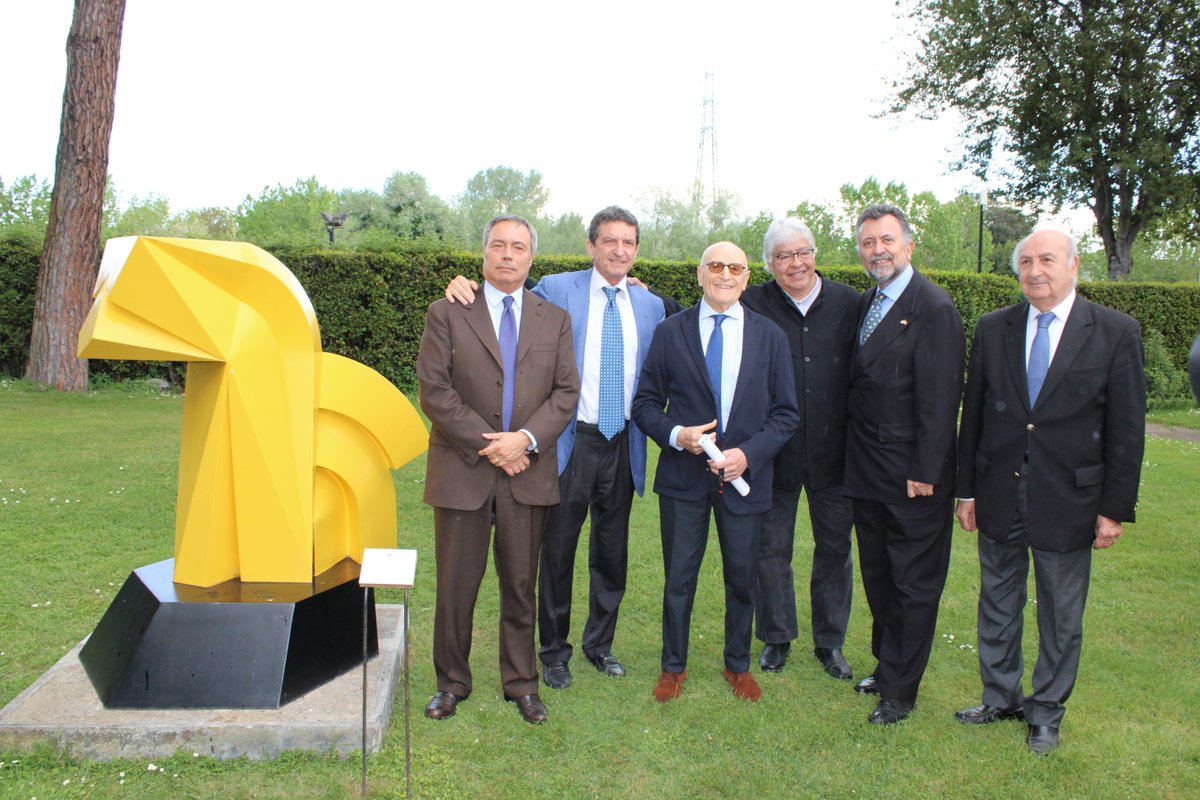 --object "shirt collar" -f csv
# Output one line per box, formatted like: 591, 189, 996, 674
590, 268, 628, 296
1027, 289, 1076, 323
700, 299, 743, 322
483, 280, 521, 310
